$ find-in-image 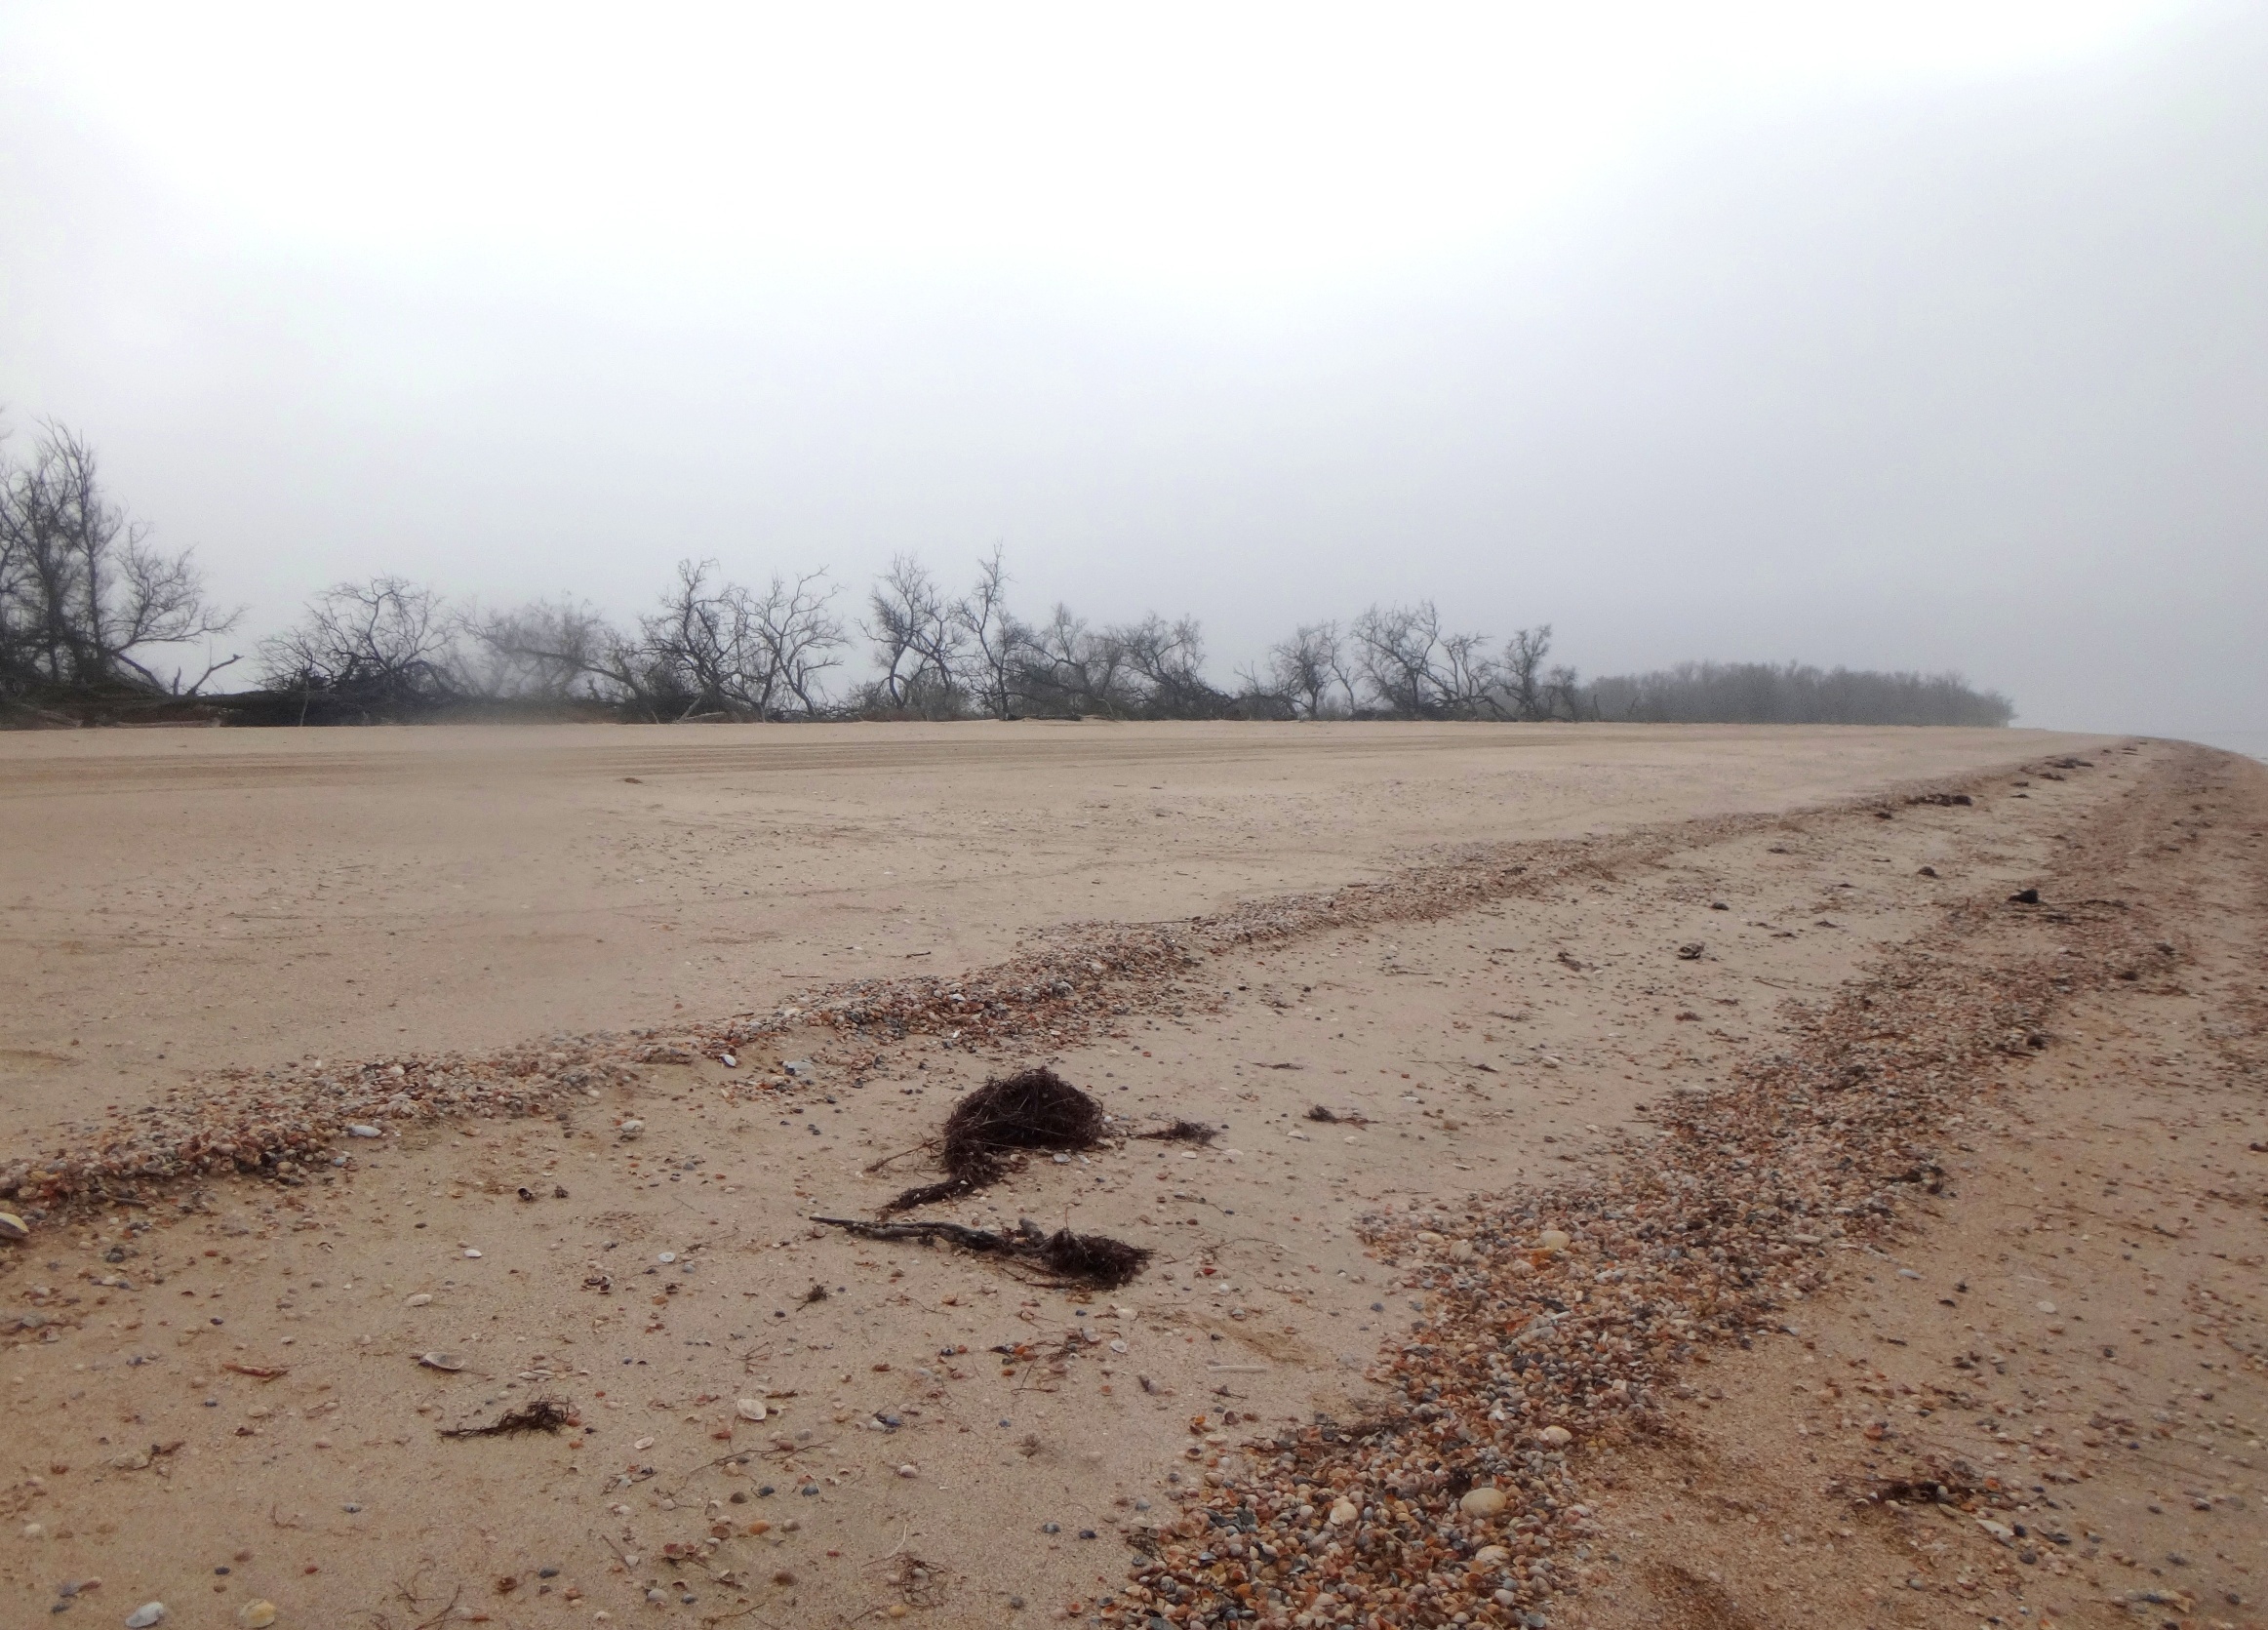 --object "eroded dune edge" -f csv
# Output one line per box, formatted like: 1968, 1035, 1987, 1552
1, 740, 2259, 1630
